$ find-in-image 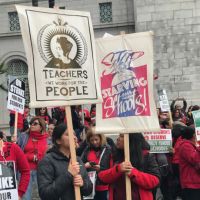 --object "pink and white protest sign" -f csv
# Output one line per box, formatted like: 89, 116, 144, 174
95, 32, 160, 133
